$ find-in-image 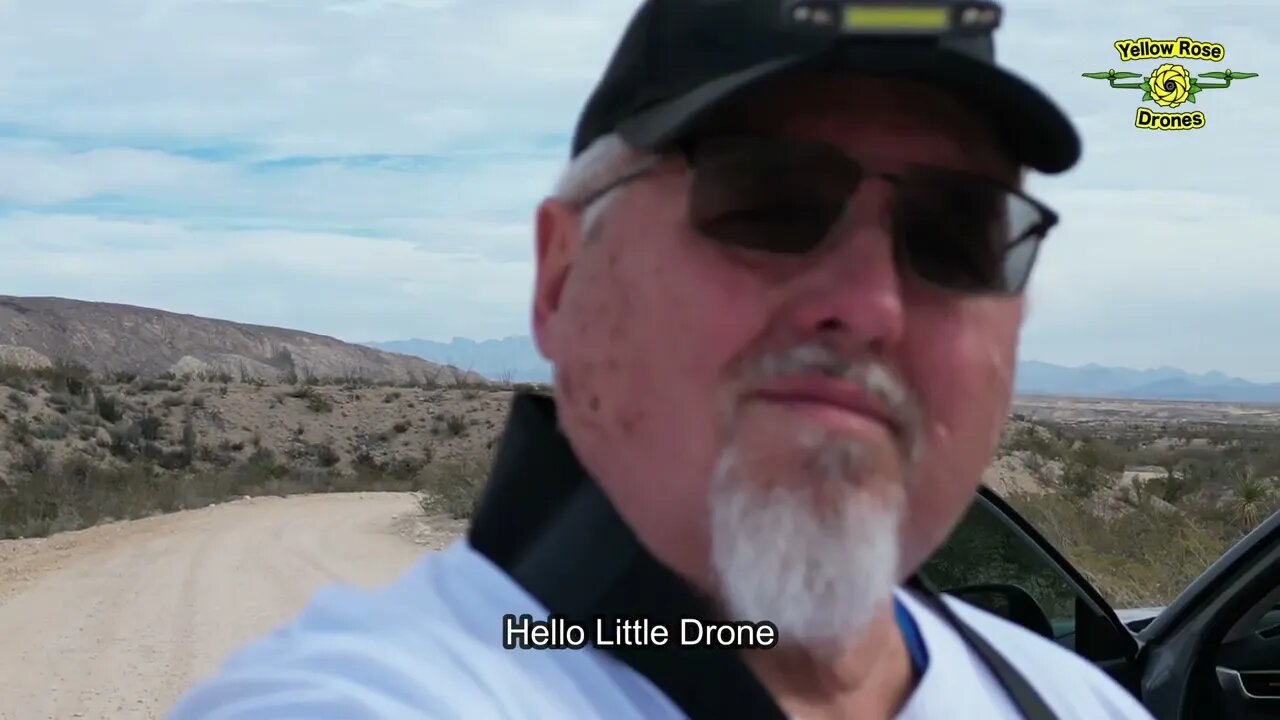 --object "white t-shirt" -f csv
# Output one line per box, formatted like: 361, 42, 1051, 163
167, 540, 1155, 719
